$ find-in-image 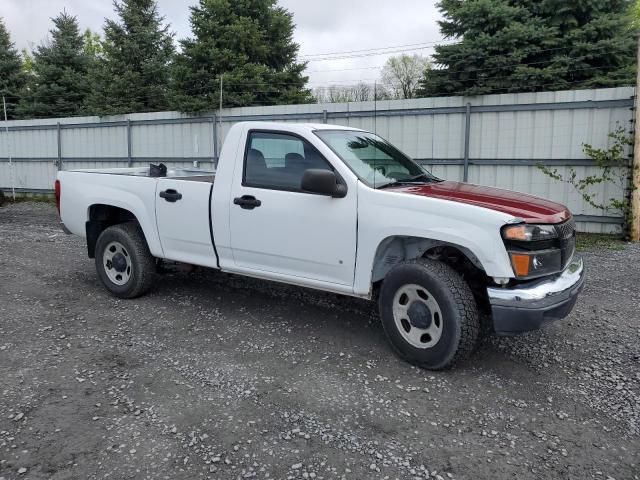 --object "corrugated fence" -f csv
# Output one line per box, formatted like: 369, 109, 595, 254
0, 87, 634, 233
